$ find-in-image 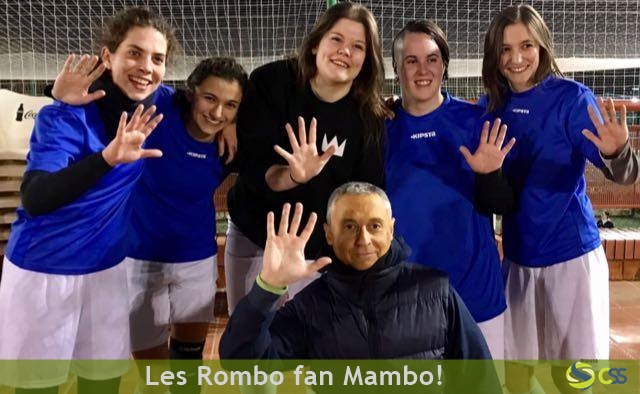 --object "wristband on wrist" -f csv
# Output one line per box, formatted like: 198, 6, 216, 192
256, 274, 288, 295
